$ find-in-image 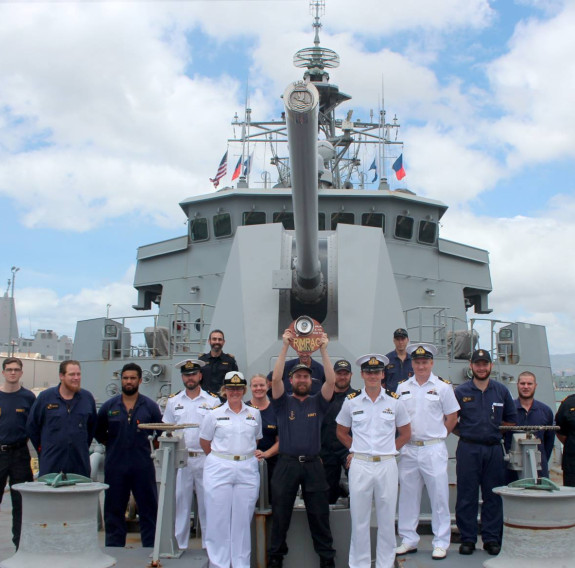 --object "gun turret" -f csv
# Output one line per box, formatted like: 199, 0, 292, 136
283, 80, 326, 305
